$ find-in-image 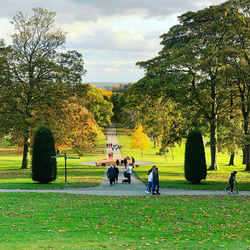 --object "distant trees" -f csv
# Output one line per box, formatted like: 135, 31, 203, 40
184, 129, 207, 183
74, 84, 113, 127
32, 126, 56, 184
